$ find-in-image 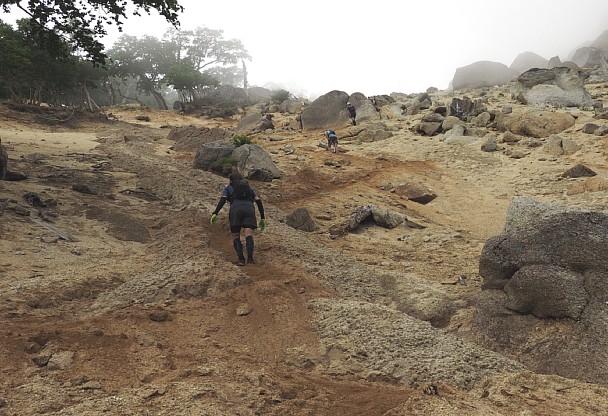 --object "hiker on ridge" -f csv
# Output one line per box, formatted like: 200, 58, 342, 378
346, 101, 357, 125
324, 129, 339, 153
210, 172, 266, 266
